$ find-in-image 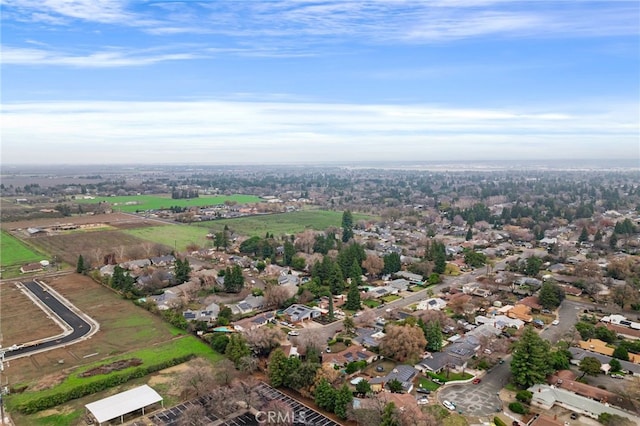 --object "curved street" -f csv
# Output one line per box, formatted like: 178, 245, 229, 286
3, 280, 98, 361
